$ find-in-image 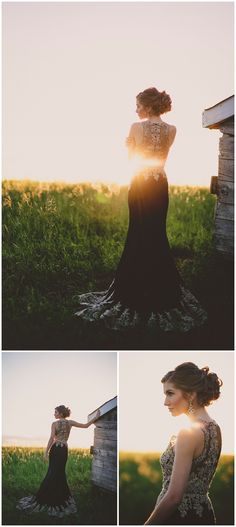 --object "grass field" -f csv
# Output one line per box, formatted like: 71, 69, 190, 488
119, 452, 234, 525
3, 180, 233, 350
2, 446, 117, 525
